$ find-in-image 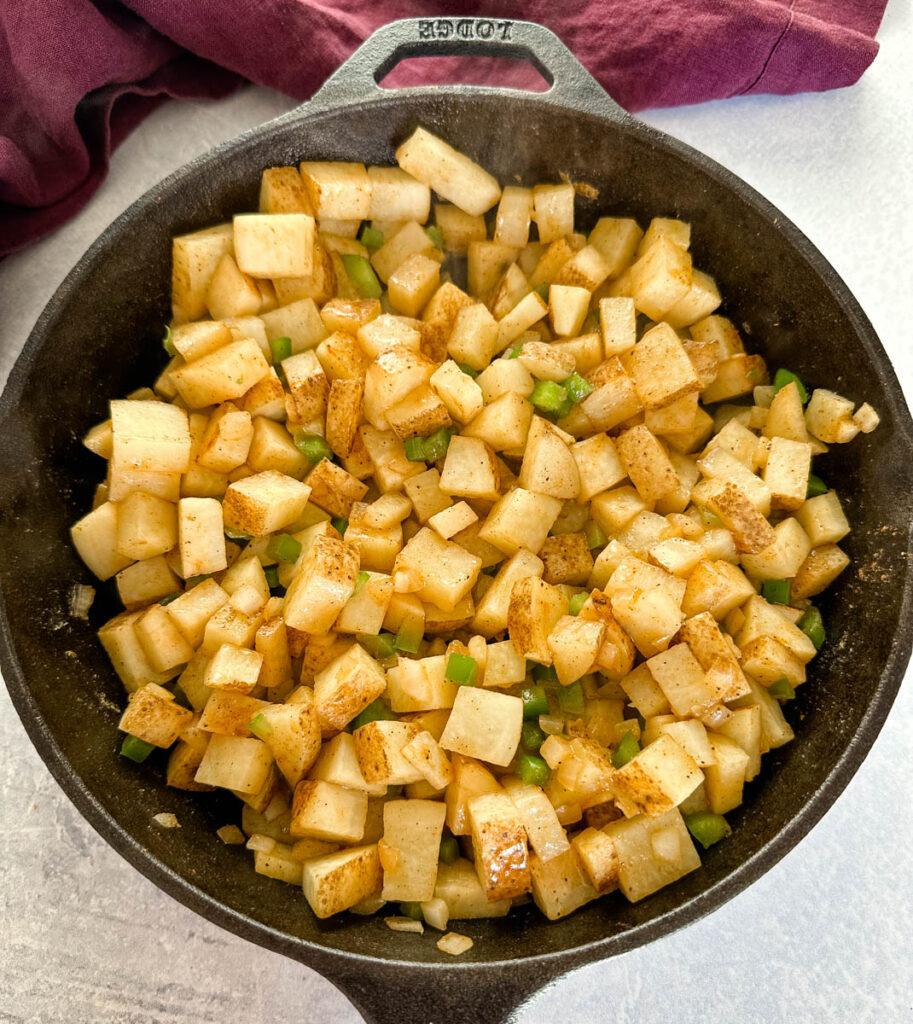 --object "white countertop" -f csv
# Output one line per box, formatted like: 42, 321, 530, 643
1, 5, 911, 1021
